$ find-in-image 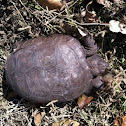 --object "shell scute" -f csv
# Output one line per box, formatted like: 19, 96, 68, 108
44, 67, 70, 95
9, 72, 30, 97
16, 46, 37, 72
56, 45, 79, 69
25, 67, 50, 97
6, 53, 17, 75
